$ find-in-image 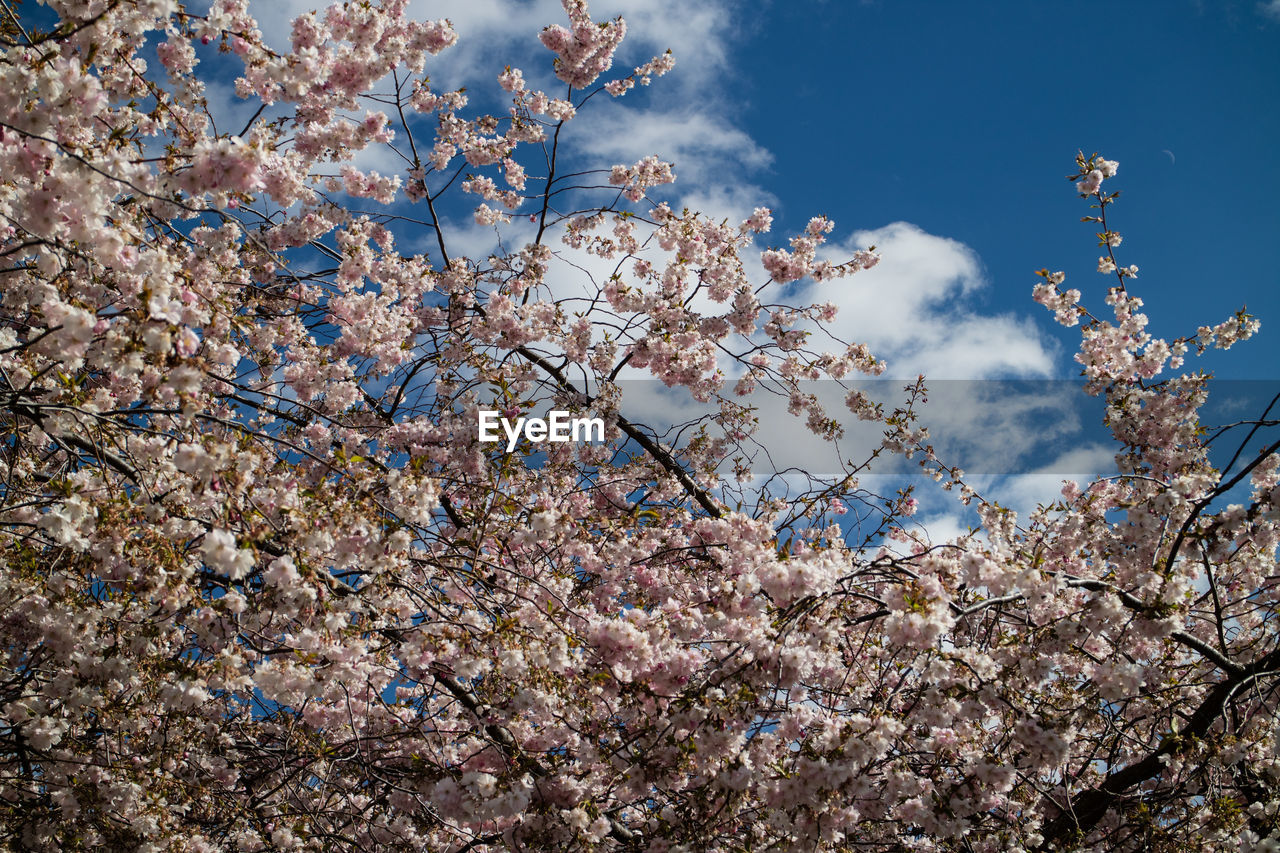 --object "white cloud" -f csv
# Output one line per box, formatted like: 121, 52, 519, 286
246, 0, 322, 50
677, 183, 780, 230
964, 443, 1116, 522
201, 79, 266, 138
580, 0, 734, 87
1260, 0, 1280, 21
575, 106, 772, 183
800, 222, 1058, 379
900, 511, 972, 547
914, 381, 1086, 468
